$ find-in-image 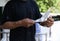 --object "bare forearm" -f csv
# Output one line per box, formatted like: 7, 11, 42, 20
0, 21, 22, 29
0, 18, 35, 29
